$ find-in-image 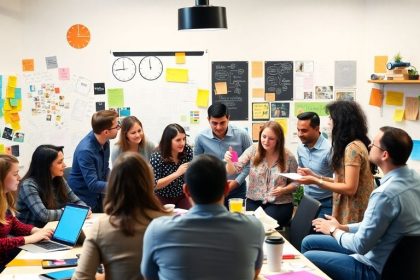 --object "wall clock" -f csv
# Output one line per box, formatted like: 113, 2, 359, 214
66, 24, 91, 49
139, 56, 163, 81
112, 57, 136, 82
